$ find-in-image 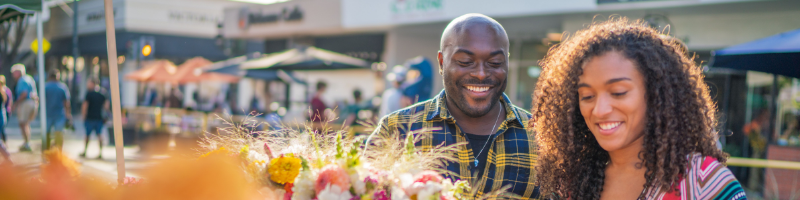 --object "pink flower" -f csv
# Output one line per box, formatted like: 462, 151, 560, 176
413, 170, 443, 184
372, 190, 390, 200
315, 164, 351, 194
